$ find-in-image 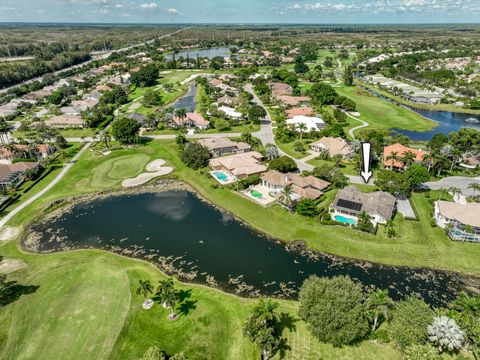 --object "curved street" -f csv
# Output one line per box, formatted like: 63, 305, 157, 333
0, 141, 92, 228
